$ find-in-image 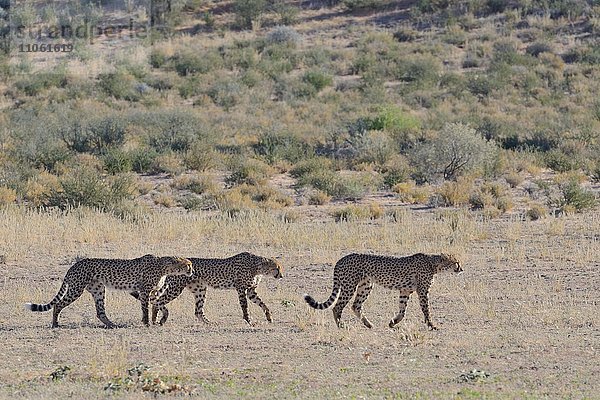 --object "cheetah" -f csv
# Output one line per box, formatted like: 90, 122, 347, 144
304, 253, 462, 330
131, 252, 283, 325
25, 255, 193, 328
